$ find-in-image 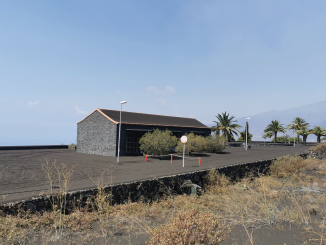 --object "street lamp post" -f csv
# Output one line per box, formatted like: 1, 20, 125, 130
117, 101, 127, 164
293, 124, 297, 147
246, 118, 250, 150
